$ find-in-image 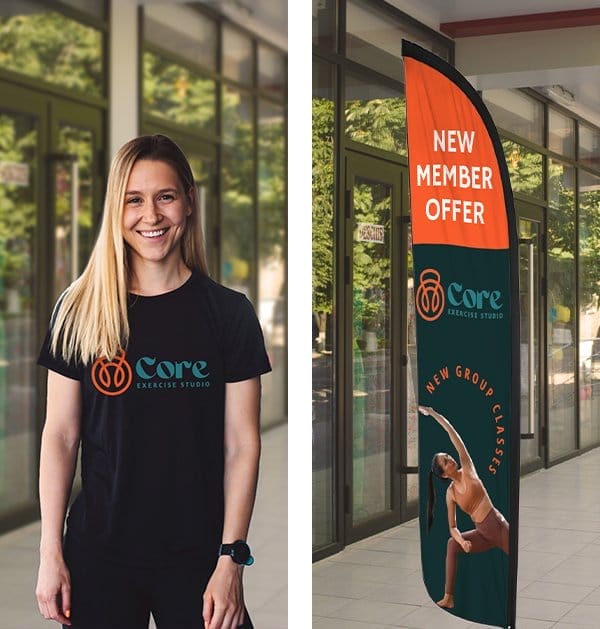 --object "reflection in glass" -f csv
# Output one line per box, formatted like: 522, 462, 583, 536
519, 219, 541, 466
142, 51, 216, 134
578, 171, 600, 447
221, 86, 254, 297
547, 160, 576, 461
352, 178, 391, 525
579, 124, 600, 170
502, 139, 543, 199
0, 111, 37, 517
222, 25, 253, 84
185, 153, 213, 273
258, 45, 286, 101
144, 5, 216, 71
347, 0, 450, 82
483, 89, 543, 144
549, 108, 575, 158
60, 0, 107, 19
0, 3, 103, 97
258, 101, 286, 428
312, 60, 336, 549
312, 0, 337, 50
345, 72, 406, 155
54, 125, 94, 300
